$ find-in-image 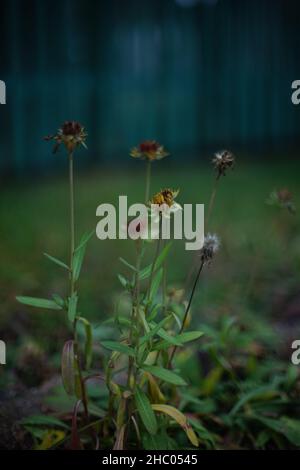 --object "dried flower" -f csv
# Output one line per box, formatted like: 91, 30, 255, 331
200, 233, 220, 264
212, 150, 235, 178
266, 188, 295, 214
44, 121, 87, 154
130, 140, 169, 161
149, 188, 182, 219
150, 188, 179, 207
